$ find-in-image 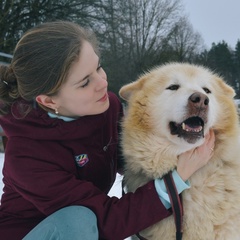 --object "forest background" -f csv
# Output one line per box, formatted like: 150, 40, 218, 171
1, 0, 240, 98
